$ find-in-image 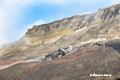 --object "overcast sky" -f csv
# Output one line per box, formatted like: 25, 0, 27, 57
0, 0, 120, 45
